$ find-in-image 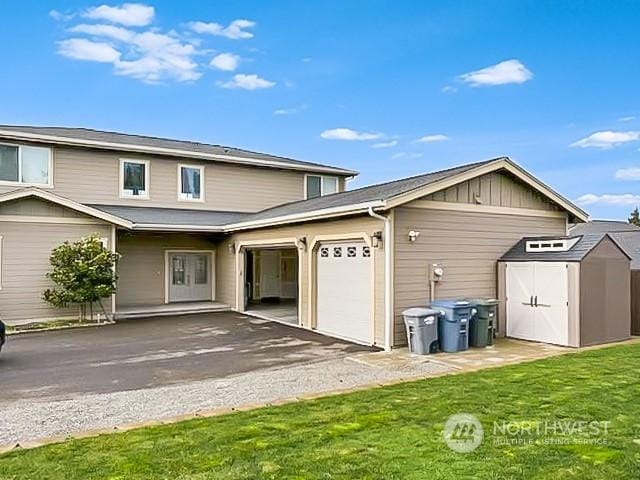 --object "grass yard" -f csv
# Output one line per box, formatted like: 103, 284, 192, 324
2, 344, 640, 479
